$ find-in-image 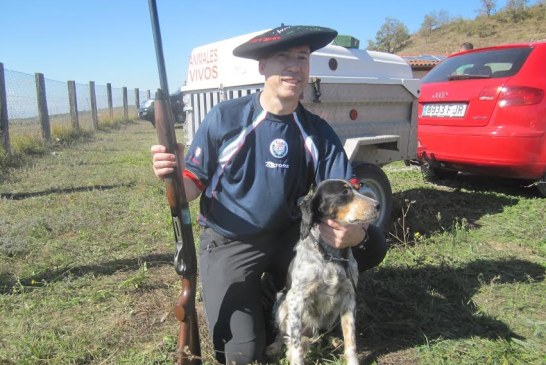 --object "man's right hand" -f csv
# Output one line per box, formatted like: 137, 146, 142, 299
151, 144, 202, 202
151, 144, 184, 179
